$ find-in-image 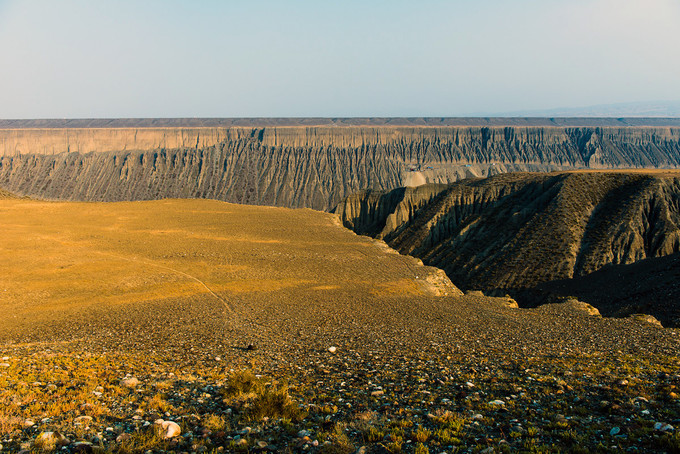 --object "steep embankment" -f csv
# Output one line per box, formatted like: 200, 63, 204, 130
1, 121, 680, 210
336, 171, 680, 325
